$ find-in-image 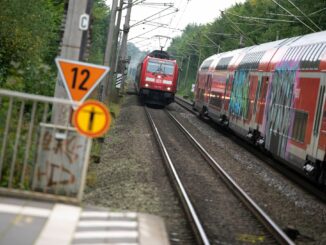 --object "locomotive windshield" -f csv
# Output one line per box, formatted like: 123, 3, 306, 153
147, 59, 174, 75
